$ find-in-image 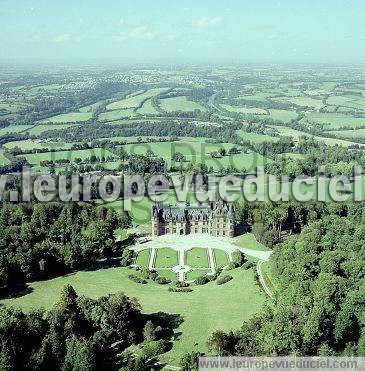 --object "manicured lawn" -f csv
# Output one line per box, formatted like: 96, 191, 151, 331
0, 267, 266, 365
186, 247, 209, 268
156, 270, 178, 282
213, 249, 230, 268
155, 248, 178, 268
235, 233, 269, 252
135, 249, 150, 267
160, 96, 206, 112
186, 270, 210, 281
39, 112, 92, 123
